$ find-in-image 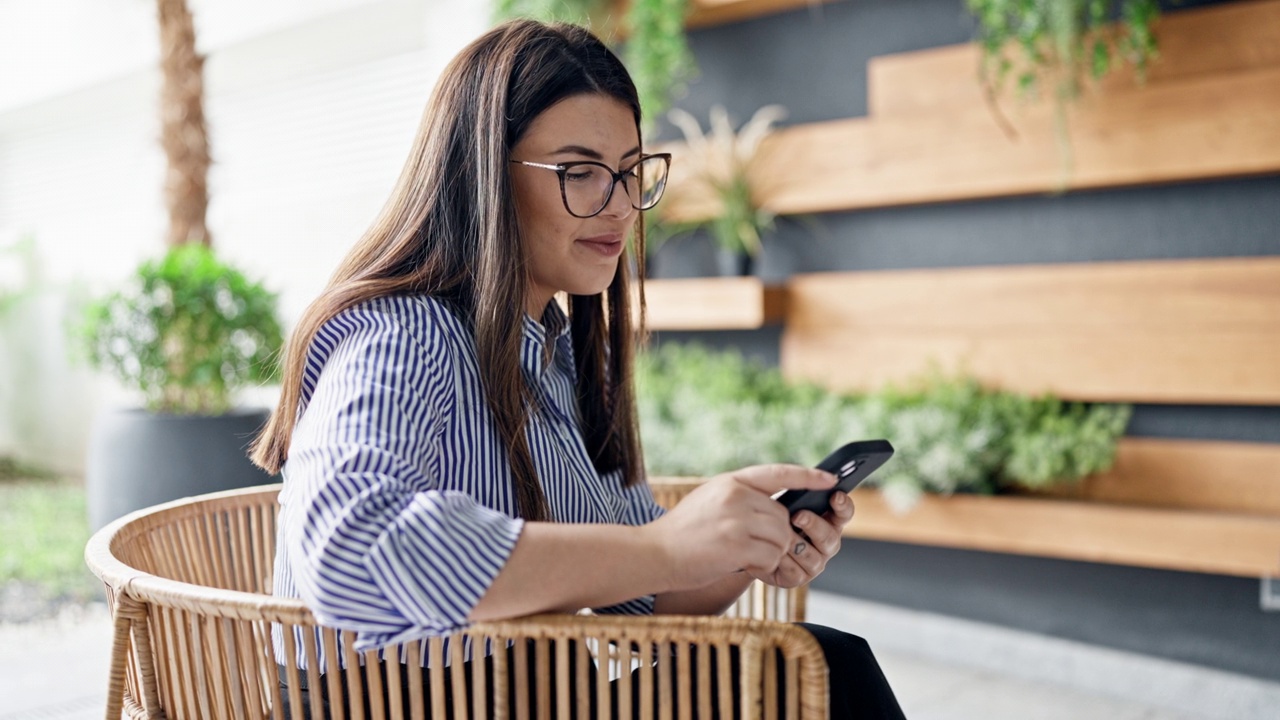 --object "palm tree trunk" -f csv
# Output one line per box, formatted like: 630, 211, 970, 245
156, 0, 211, 247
